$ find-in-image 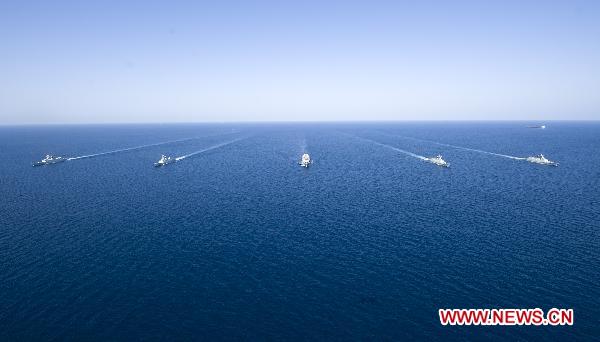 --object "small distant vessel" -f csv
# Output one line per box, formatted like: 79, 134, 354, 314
528, 125, 546, 129
32, 154, 67, 166
154, 155, 175, 167
526, 154, 558, 166
299, 153, 311, 167
426, 155, 449, 167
